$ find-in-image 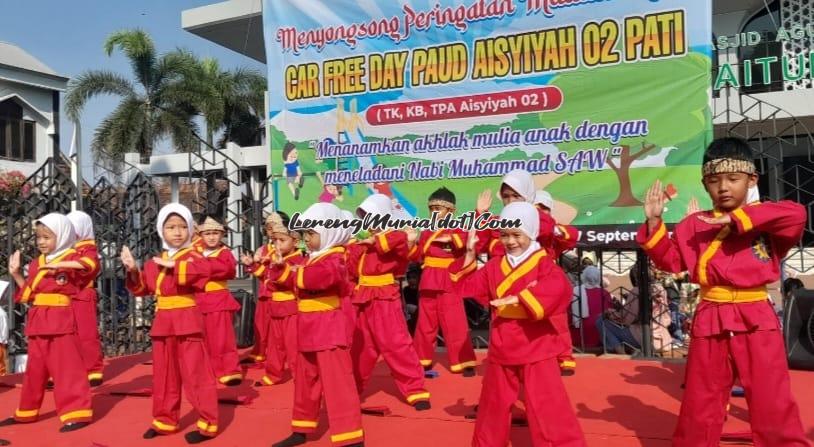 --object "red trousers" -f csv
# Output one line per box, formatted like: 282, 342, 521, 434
201, 311, 242, 384
15, 334, 93, 425
292, 348, 364, 446
413, 291, 476, 372
474, 358, 586, 447
71, 294, 104, 380
261, 314, 298, 385
674, 329, 808, 446
351, 300, 429, 404
552, 313, 576, 369
249, 299, 270, 362
151, 335, 219, 437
